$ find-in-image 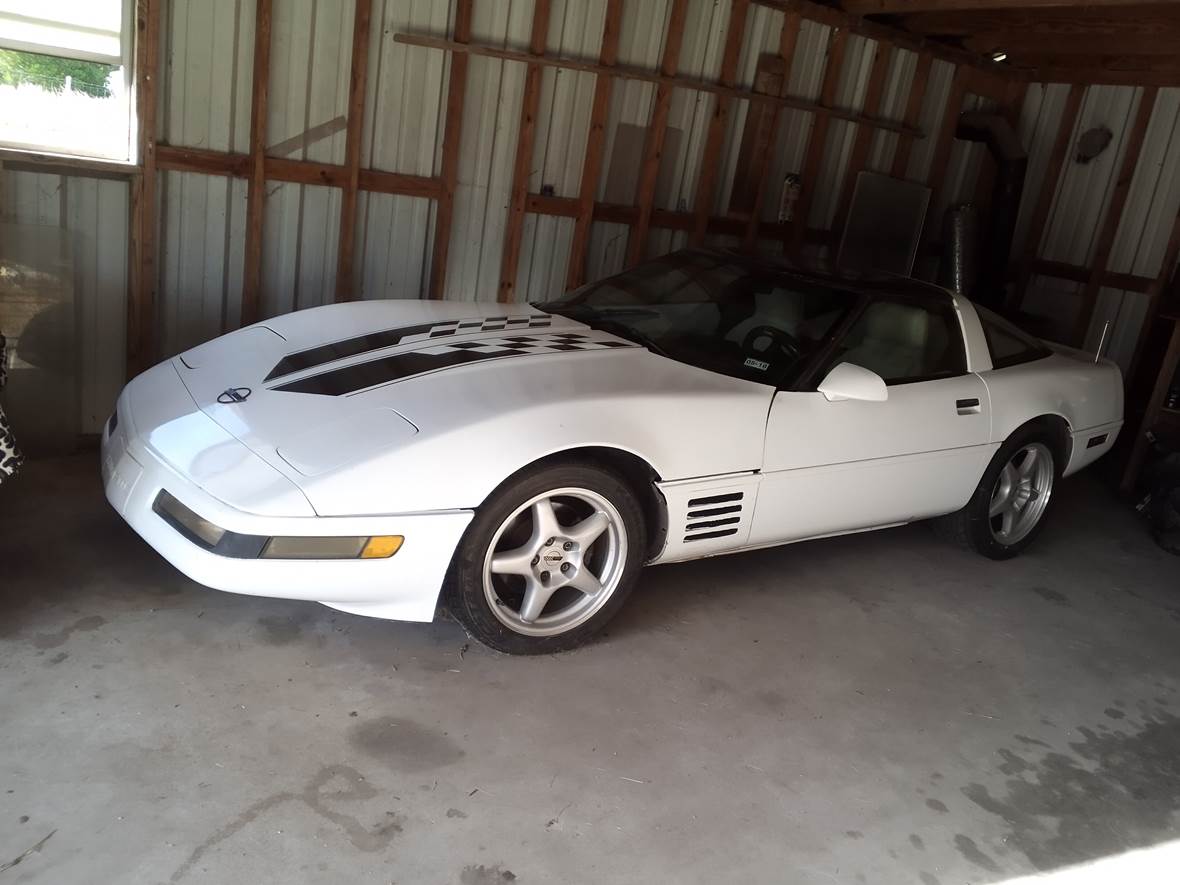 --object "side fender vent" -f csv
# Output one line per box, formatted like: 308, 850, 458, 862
684, 492, 744, 542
